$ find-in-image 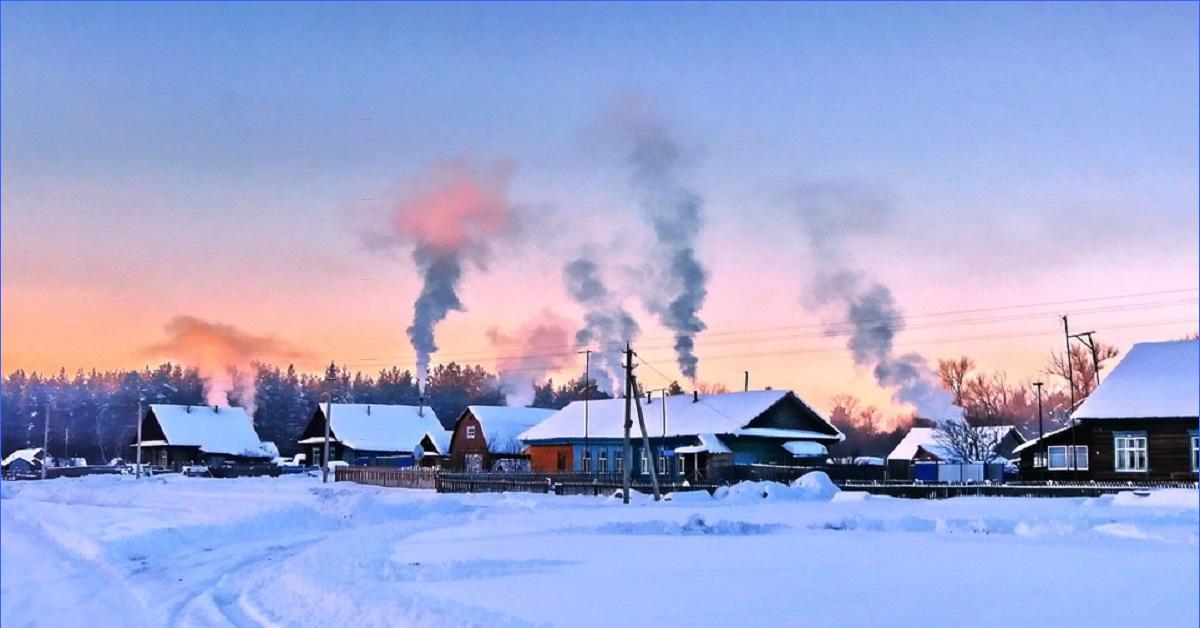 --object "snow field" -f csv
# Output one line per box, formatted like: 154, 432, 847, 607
2, 474, 1196, 627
